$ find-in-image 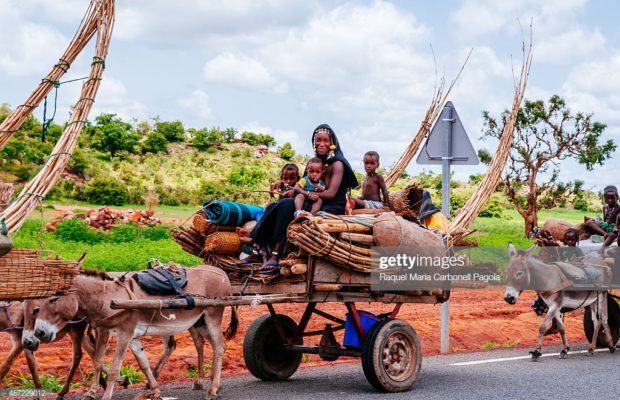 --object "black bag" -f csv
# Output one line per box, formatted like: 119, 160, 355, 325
132, 264, 195, 309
